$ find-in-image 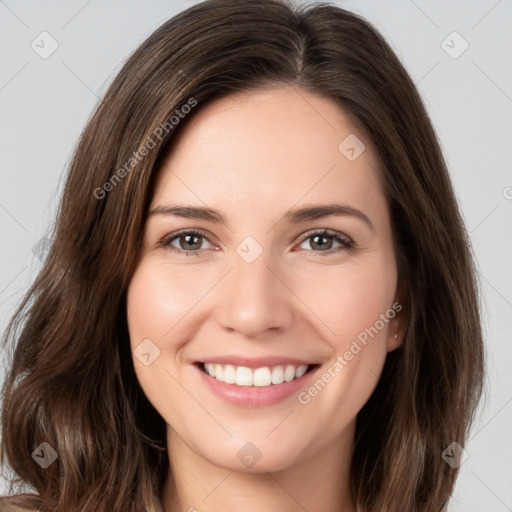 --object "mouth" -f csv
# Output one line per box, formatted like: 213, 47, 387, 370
195, 361, 320, 387
193, 354, 323, 407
